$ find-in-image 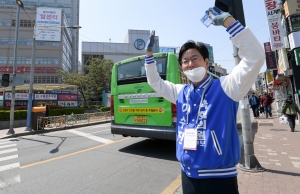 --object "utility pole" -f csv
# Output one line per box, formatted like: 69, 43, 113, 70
215, 0, 264, 172
8, 1, 23, 135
